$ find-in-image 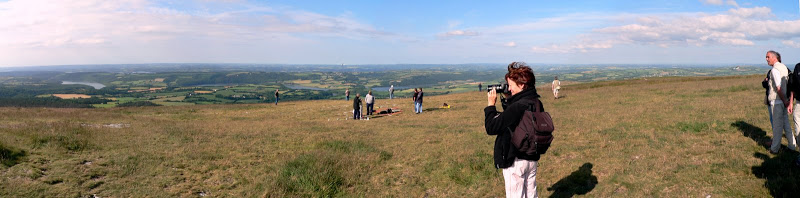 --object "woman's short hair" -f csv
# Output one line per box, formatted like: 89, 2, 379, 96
505, 62, 536, 89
